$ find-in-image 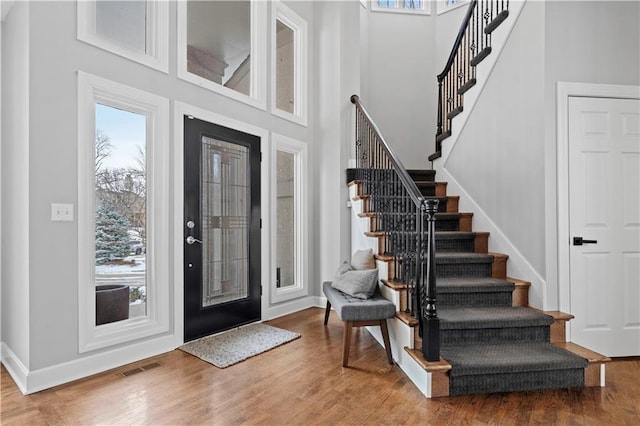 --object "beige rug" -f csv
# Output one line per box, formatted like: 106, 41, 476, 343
179, 323, 301, 368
